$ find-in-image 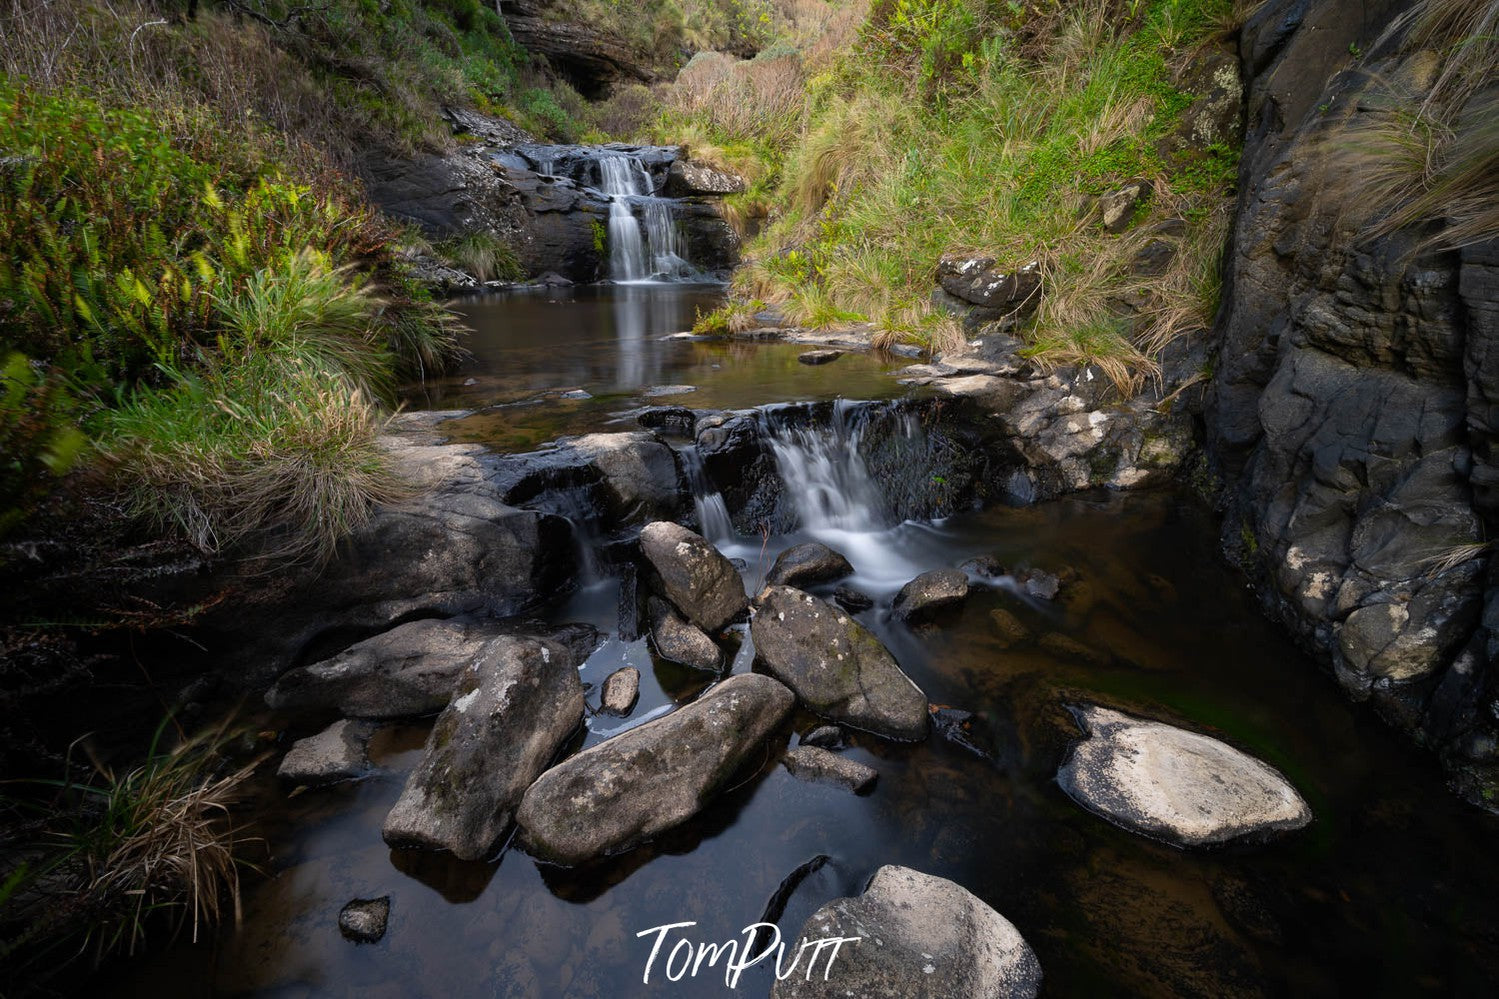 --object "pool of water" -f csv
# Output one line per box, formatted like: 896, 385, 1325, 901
107, 287, 1499, 997
401, 285, 911, 452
